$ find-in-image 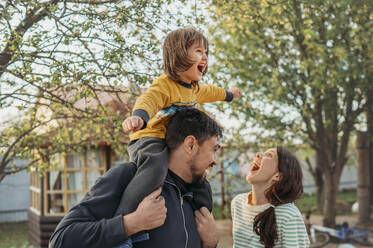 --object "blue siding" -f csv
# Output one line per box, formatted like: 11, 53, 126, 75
0, 159, 30, 223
